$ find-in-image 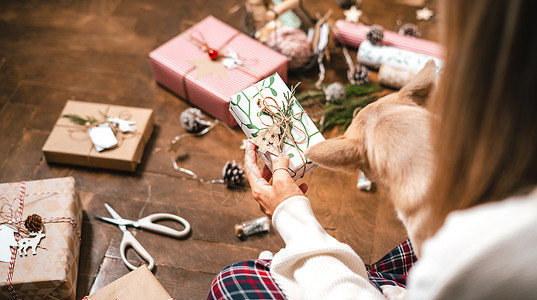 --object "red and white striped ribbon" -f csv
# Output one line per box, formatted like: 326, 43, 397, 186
5, 181, 25, 300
